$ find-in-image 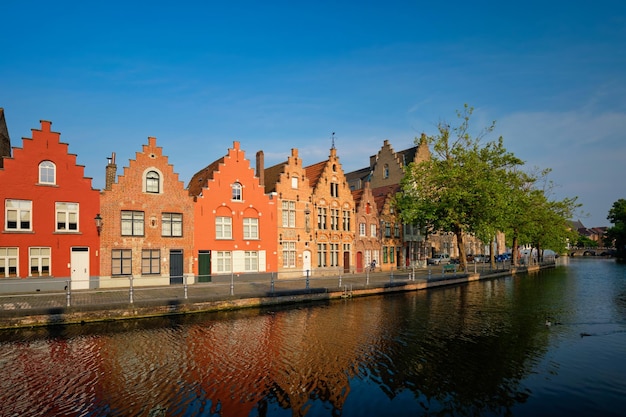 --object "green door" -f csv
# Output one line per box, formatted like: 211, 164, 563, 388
198, 250, 211, 282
